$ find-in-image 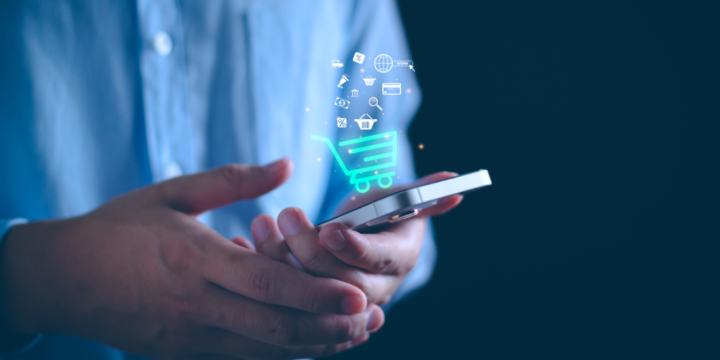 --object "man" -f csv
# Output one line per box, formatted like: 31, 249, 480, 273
0, 1, 461, 359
